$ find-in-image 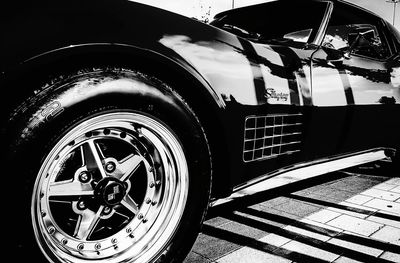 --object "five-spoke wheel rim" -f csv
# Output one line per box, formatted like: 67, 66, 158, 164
32, 112, 189, 263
